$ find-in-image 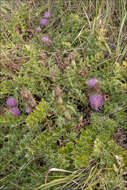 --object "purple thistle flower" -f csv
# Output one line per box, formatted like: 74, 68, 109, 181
42, 36, 52, 46
36, 26, 41, 32
89, 94, 104, 111
40, 18, 48, 26
6, 97, 17, 107
26, 106, 32, 114
10, 107, 21, 116
88, 78, 99, 88
44, 12, 51, 19
42, 36, 50, 42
